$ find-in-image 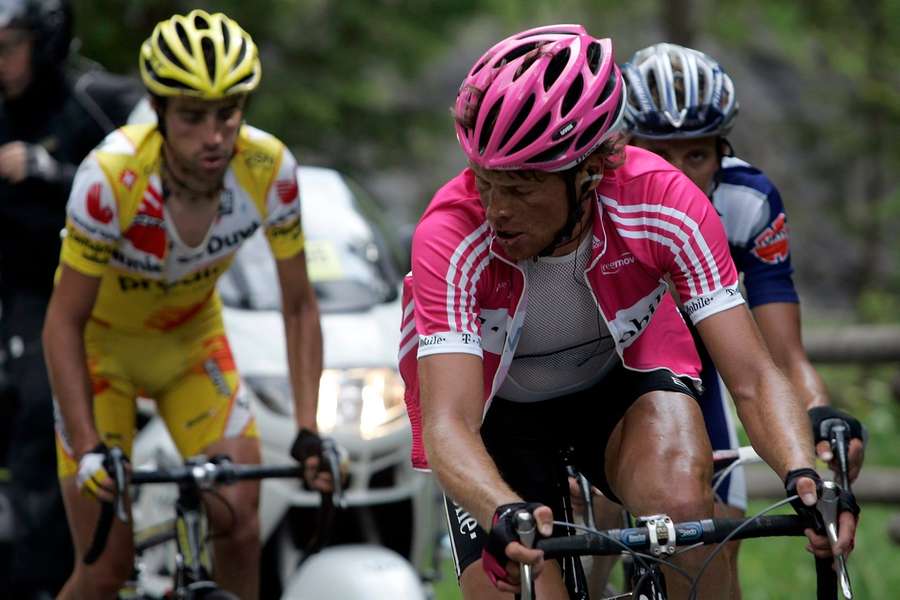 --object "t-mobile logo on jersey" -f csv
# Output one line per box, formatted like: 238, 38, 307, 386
611, 281, 668, 348
452, 501, 479, 540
